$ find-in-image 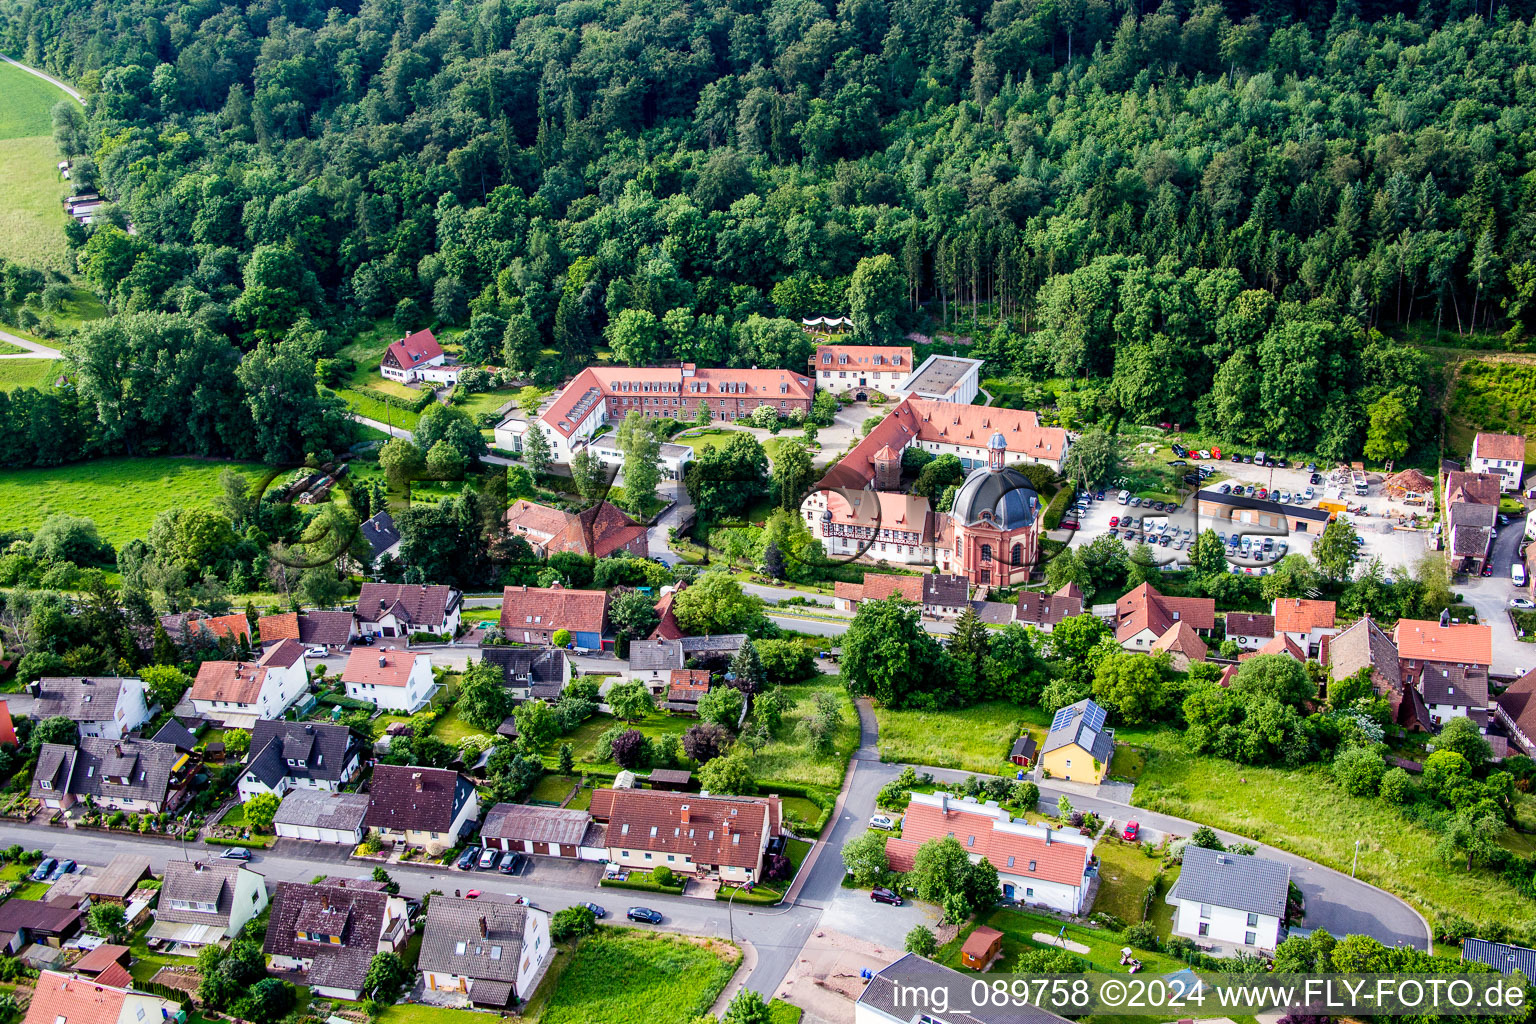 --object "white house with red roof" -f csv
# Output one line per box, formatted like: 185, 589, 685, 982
496, 363, 814, 464
810, 344, 913, 397
342, 648, 434, 712
189, 640, 310, 728
885, 792, 1093, 913
380, 329, 461, 385
1470, 432, 1525, 492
